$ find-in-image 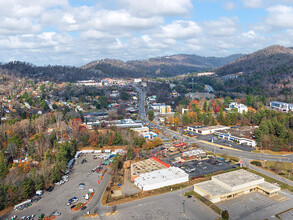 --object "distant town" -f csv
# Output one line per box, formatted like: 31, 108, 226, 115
0, 72, 292, 220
